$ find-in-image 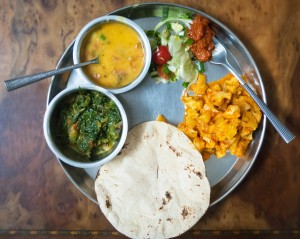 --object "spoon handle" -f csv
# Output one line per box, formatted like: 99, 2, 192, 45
4, 58, 98, 91
225, 63, 295, 143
